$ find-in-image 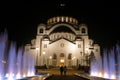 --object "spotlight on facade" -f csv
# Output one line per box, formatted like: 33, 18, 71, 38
43, 52, 46, 55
